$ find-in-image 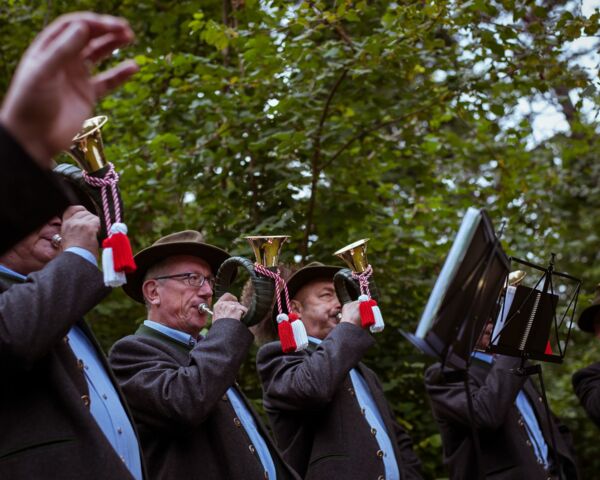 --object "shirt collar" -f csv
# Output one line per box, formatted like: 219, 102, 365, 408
472, 351, 494, 364
143, 320, 197, 347
0, 264, 27, 281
